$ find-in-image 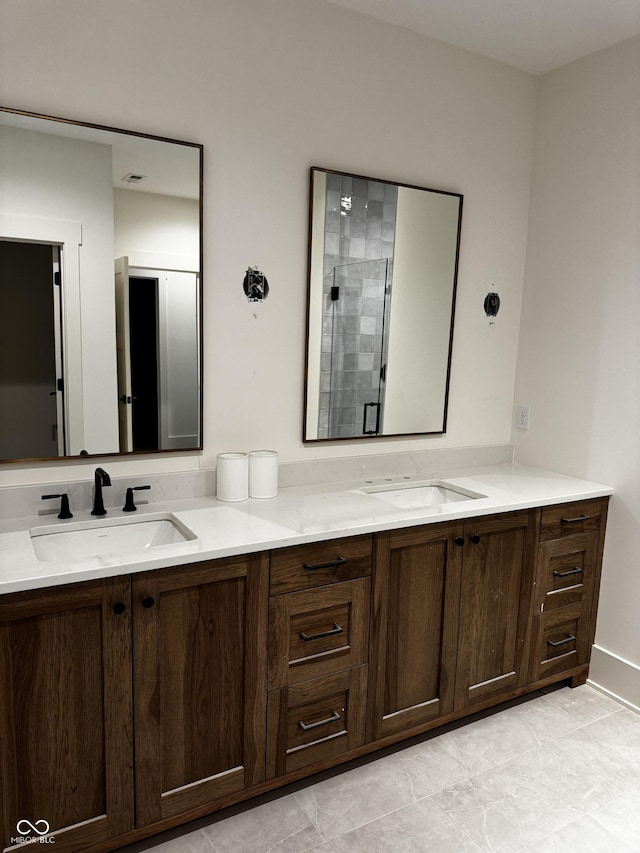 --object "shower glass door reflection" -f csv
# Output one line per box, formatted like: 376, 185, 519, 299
323, 258, 391, 439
